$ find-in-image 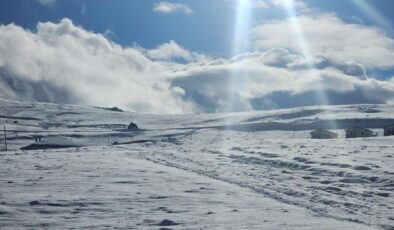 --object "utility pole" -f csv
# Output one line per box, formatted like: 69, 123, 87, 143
292, 126, 295, 139
3, 124, 7, 151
